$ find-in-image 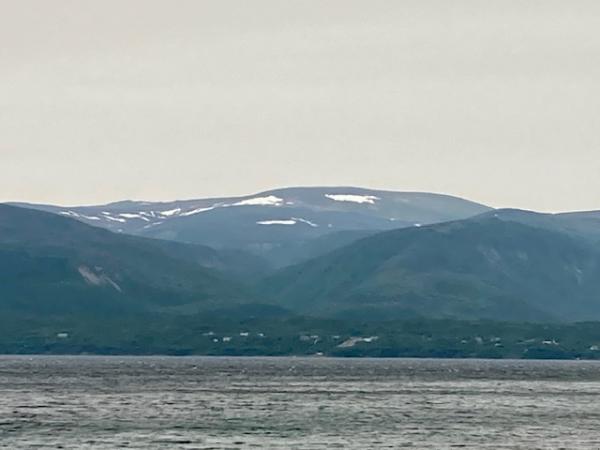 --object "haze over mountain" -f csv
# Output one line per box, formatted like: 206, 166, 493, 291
481, 209, 600, 244
0, 204, 260, 317
14, 187, 490, 267
4, 187, 600, 326
261, 211, 600, 322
